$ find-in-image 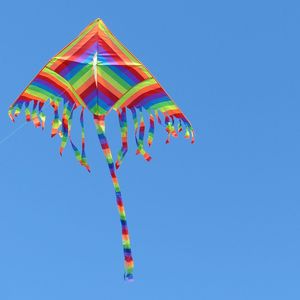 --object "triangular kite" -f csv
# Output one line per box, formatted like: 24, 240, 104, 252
9, 18, 194, 280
